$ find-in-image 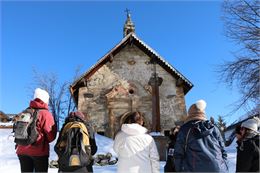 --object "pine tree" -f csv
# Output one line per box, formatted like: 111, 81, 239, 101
216, 115, 227, 140
216, 116, 226, 131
